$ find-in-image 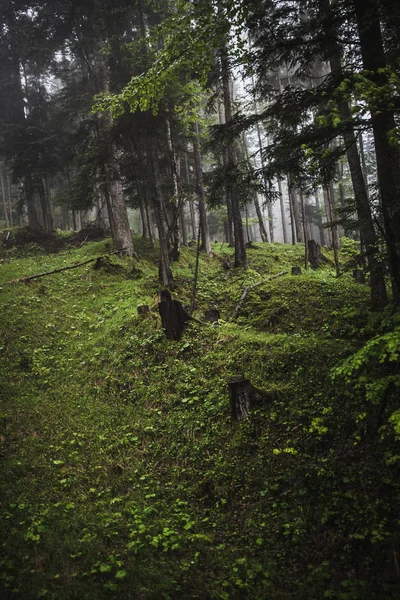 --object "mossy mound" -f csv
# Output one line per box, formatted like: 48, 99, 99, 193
236, 273, 372, 338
